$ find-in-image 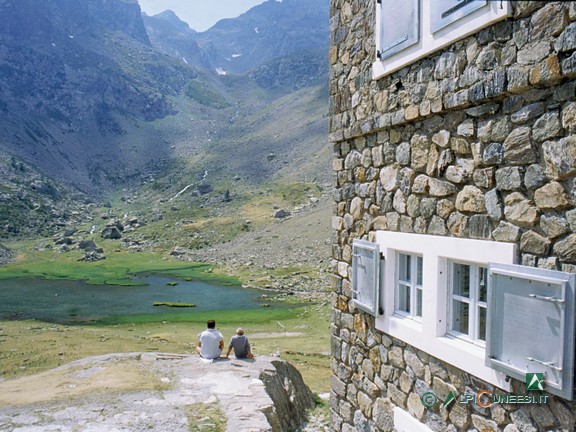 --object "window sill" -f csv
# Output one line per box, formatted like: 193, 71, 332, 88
377, 314, 511, 391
